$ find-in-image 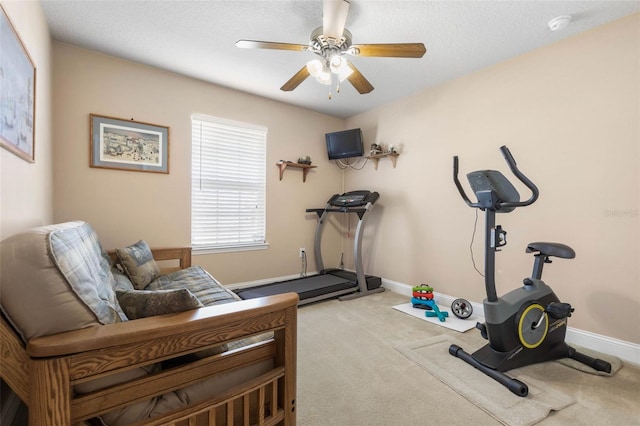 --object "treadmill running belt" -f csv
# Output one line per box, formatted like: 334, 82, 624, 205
236, 274, 356, 301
